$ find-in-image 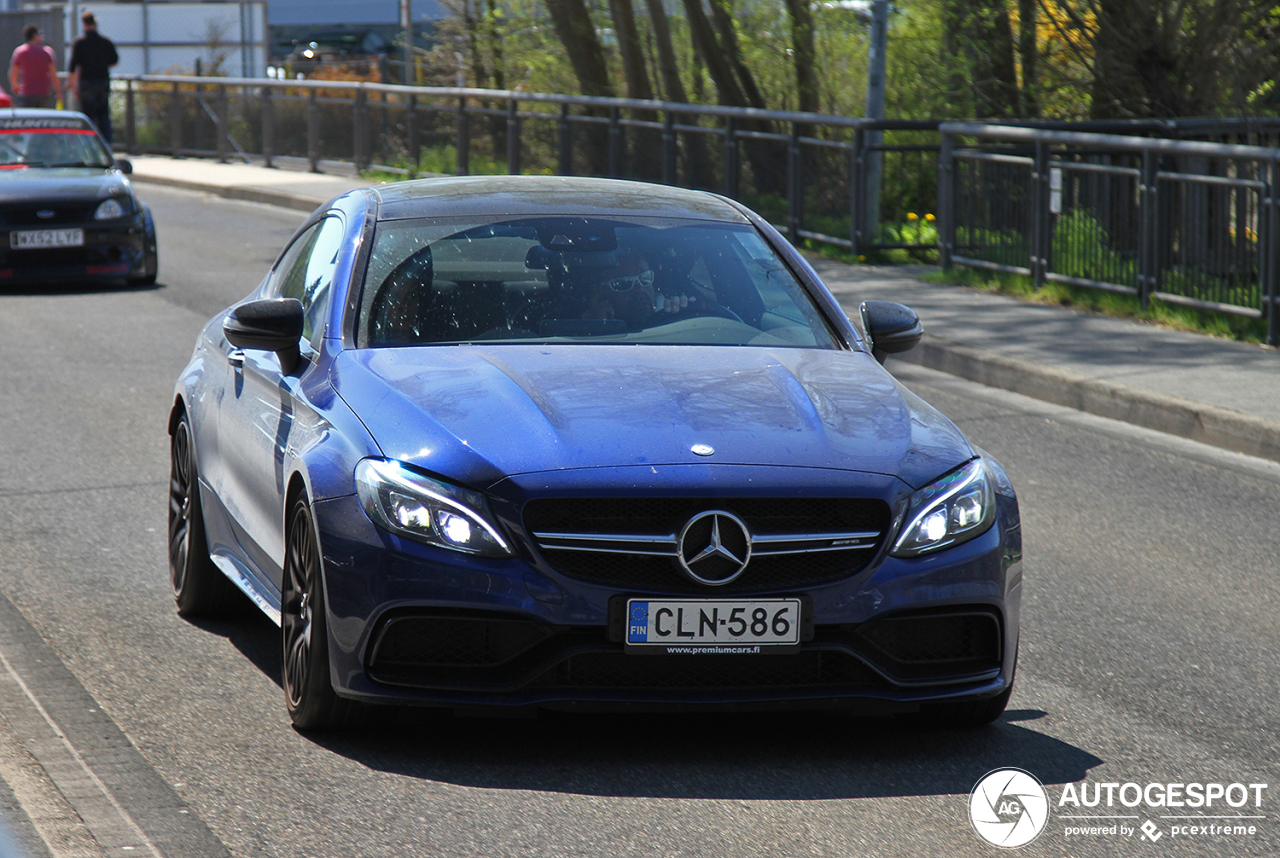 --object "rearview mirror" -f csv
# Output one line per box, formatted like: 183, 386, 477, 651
859, 300, 922, 364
